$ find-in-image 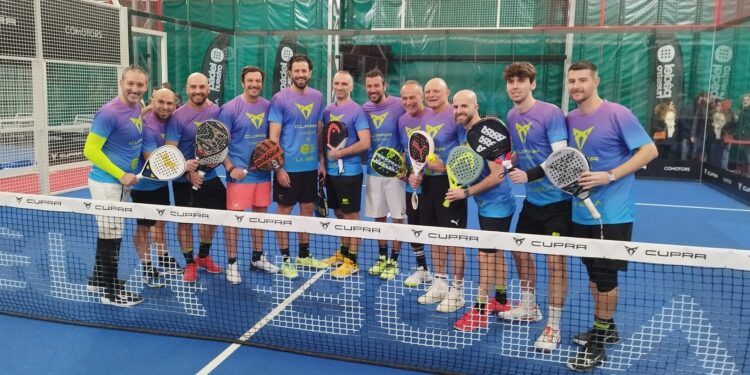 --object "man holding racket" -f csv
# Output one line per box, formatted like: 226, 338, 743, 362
165, 72, 223, 283
218, 66, 280, 284
565, 61, 657, 371
397, 80, 432, 287
83, 65, 148, 307
501, 62, 571, 350
130, 87, 183, 288
445, 90, 516, 330
361, 68, 406, 280
318, 70, 371, 278
409, 78, 467, 313
268, 54, 329, 278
